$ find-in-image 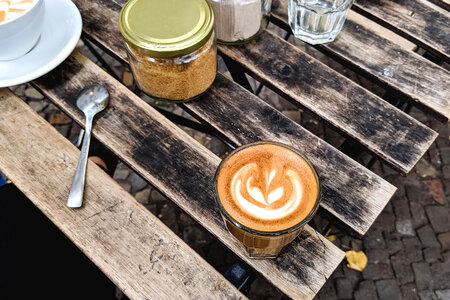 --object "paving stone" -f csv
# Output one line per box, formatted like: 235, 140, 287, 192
418, 290, 438, 300
351, 239, 363, 251
423, 179, 446, 205
28, 100, 47, 112
406, 185, 429, 204
391, 251, 415, 284
159, 204, 179, 234
343, 267, 362, 290
122, 71, 134, 88
129, 172, 148, 193
48, 111, 72, 125
426, 206, 450, 233
362, 263, 394, 280
375, 279, 401, 300
403, 236, 421, 248
415, 159, 440, 179
281, 110, 302, 123
119, 182, 131, 193
396, 219, 415, 236
113, 168, 130, 181
336, 278, 353, 299
424, 247, 443, 263
179, 212, 196, 227
317, 275, 338, 300
441, 148, 450, 165
401, 283, 419, 300
410, 107, 429, 123
149, 189, 167, 202
443, 165, 450, 180
366, 248, 390, 264
248, 277, 284, 300
54, 124, 71, 137
134, 187, 150, 204
430, 260, 450, 289
354, 280, 378, 300
364, 228, 386, 249
394, 199, 412, 220
417, 225, 441, 248
411, 202, 429, 229
437, 232, 450, 250
412, 262, 434, 291
436, 289, 450, 300
24, 87, 44, 100
385, 233, 404, 255
374, 211, 395, 233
